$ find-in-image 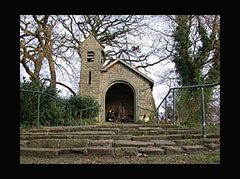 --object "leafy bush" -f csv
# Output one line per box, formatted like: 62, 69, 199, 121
20, 78, 67, 128
20, 78, 100, 128
67, 95, 99, 125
